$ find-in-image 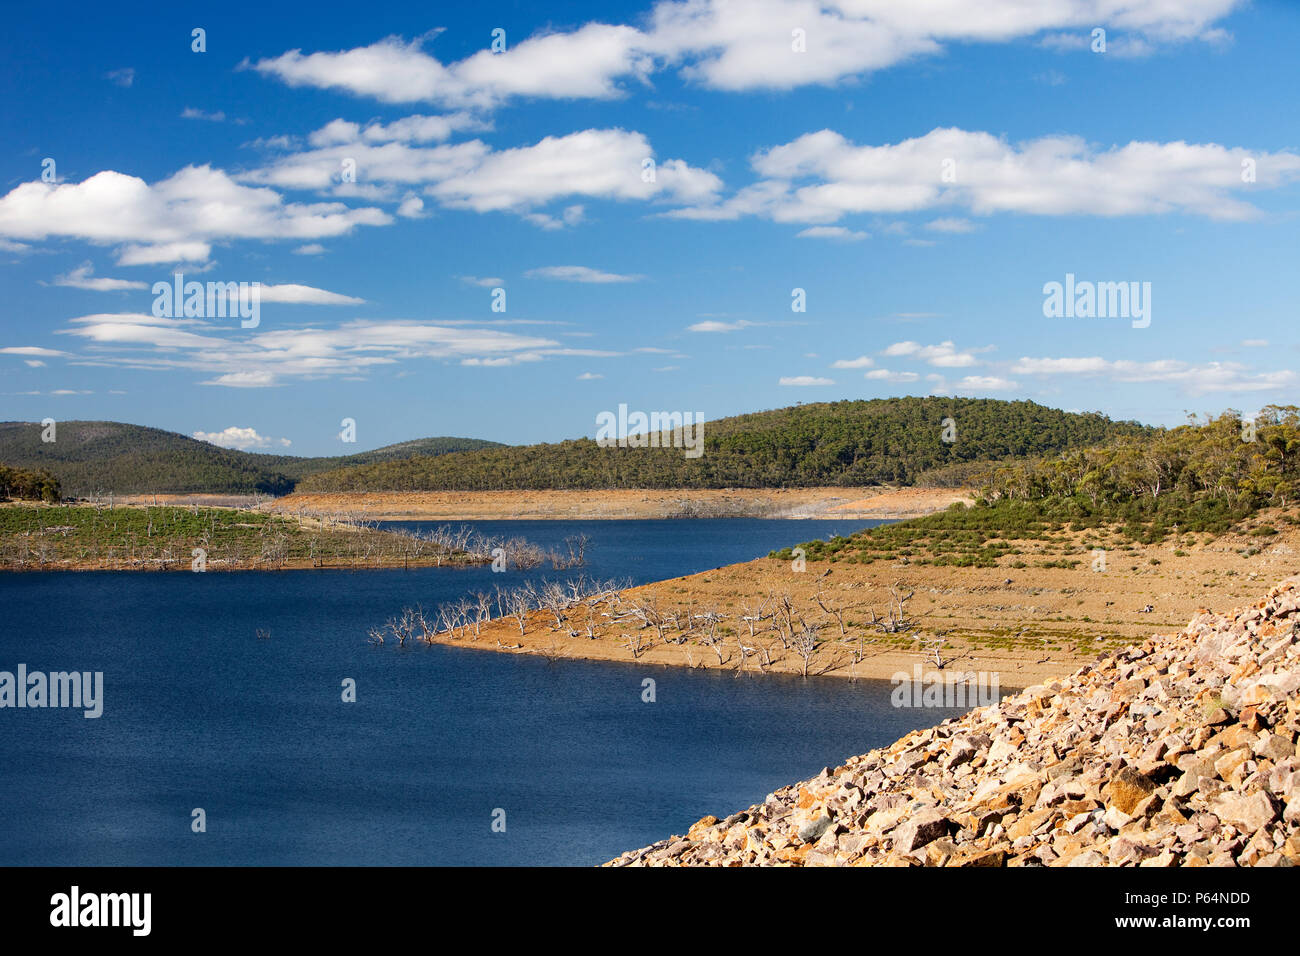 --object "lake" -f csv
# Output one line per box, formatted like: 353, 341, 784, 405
0, 518, 971, 866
